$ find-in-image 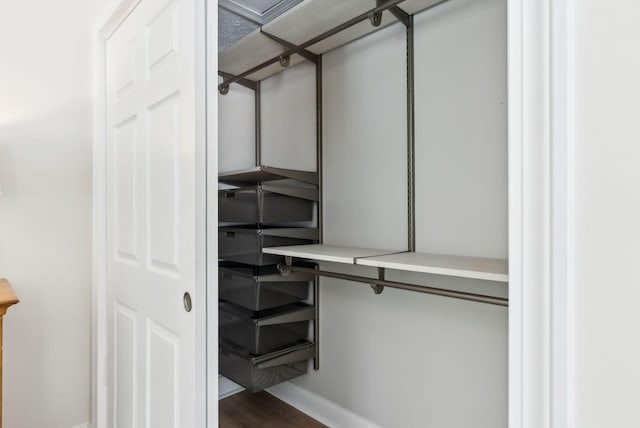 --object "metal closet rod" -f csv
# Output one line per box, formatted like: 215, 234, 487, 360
219, 0, 410, 90
278, 263, 508, 307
